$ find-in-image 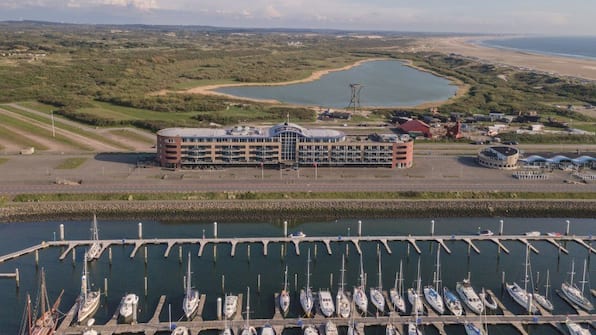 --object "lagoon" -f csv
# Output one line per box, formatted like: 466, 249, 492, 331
215, 60, 458, 108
